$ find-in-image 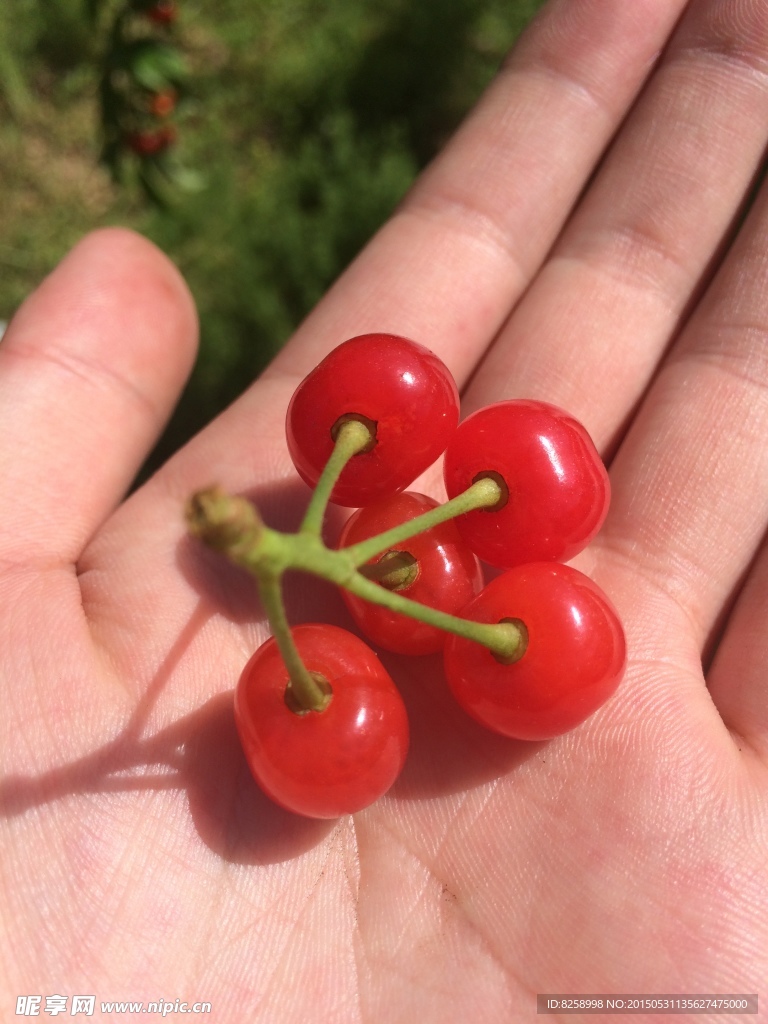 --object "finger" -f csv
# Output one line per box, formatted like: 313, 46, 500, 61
263, 0, 688, 387
463, 0, 768, 445
707, 537, 768, 758
0, 228, 198, 569
595, 172, 768, 678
